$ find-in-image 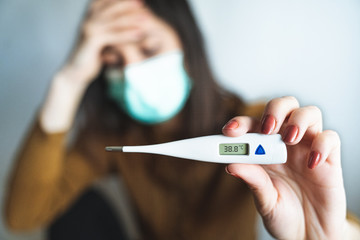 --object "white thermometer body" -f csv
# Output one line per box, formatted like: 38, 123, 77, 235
106, 133, 287, 164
